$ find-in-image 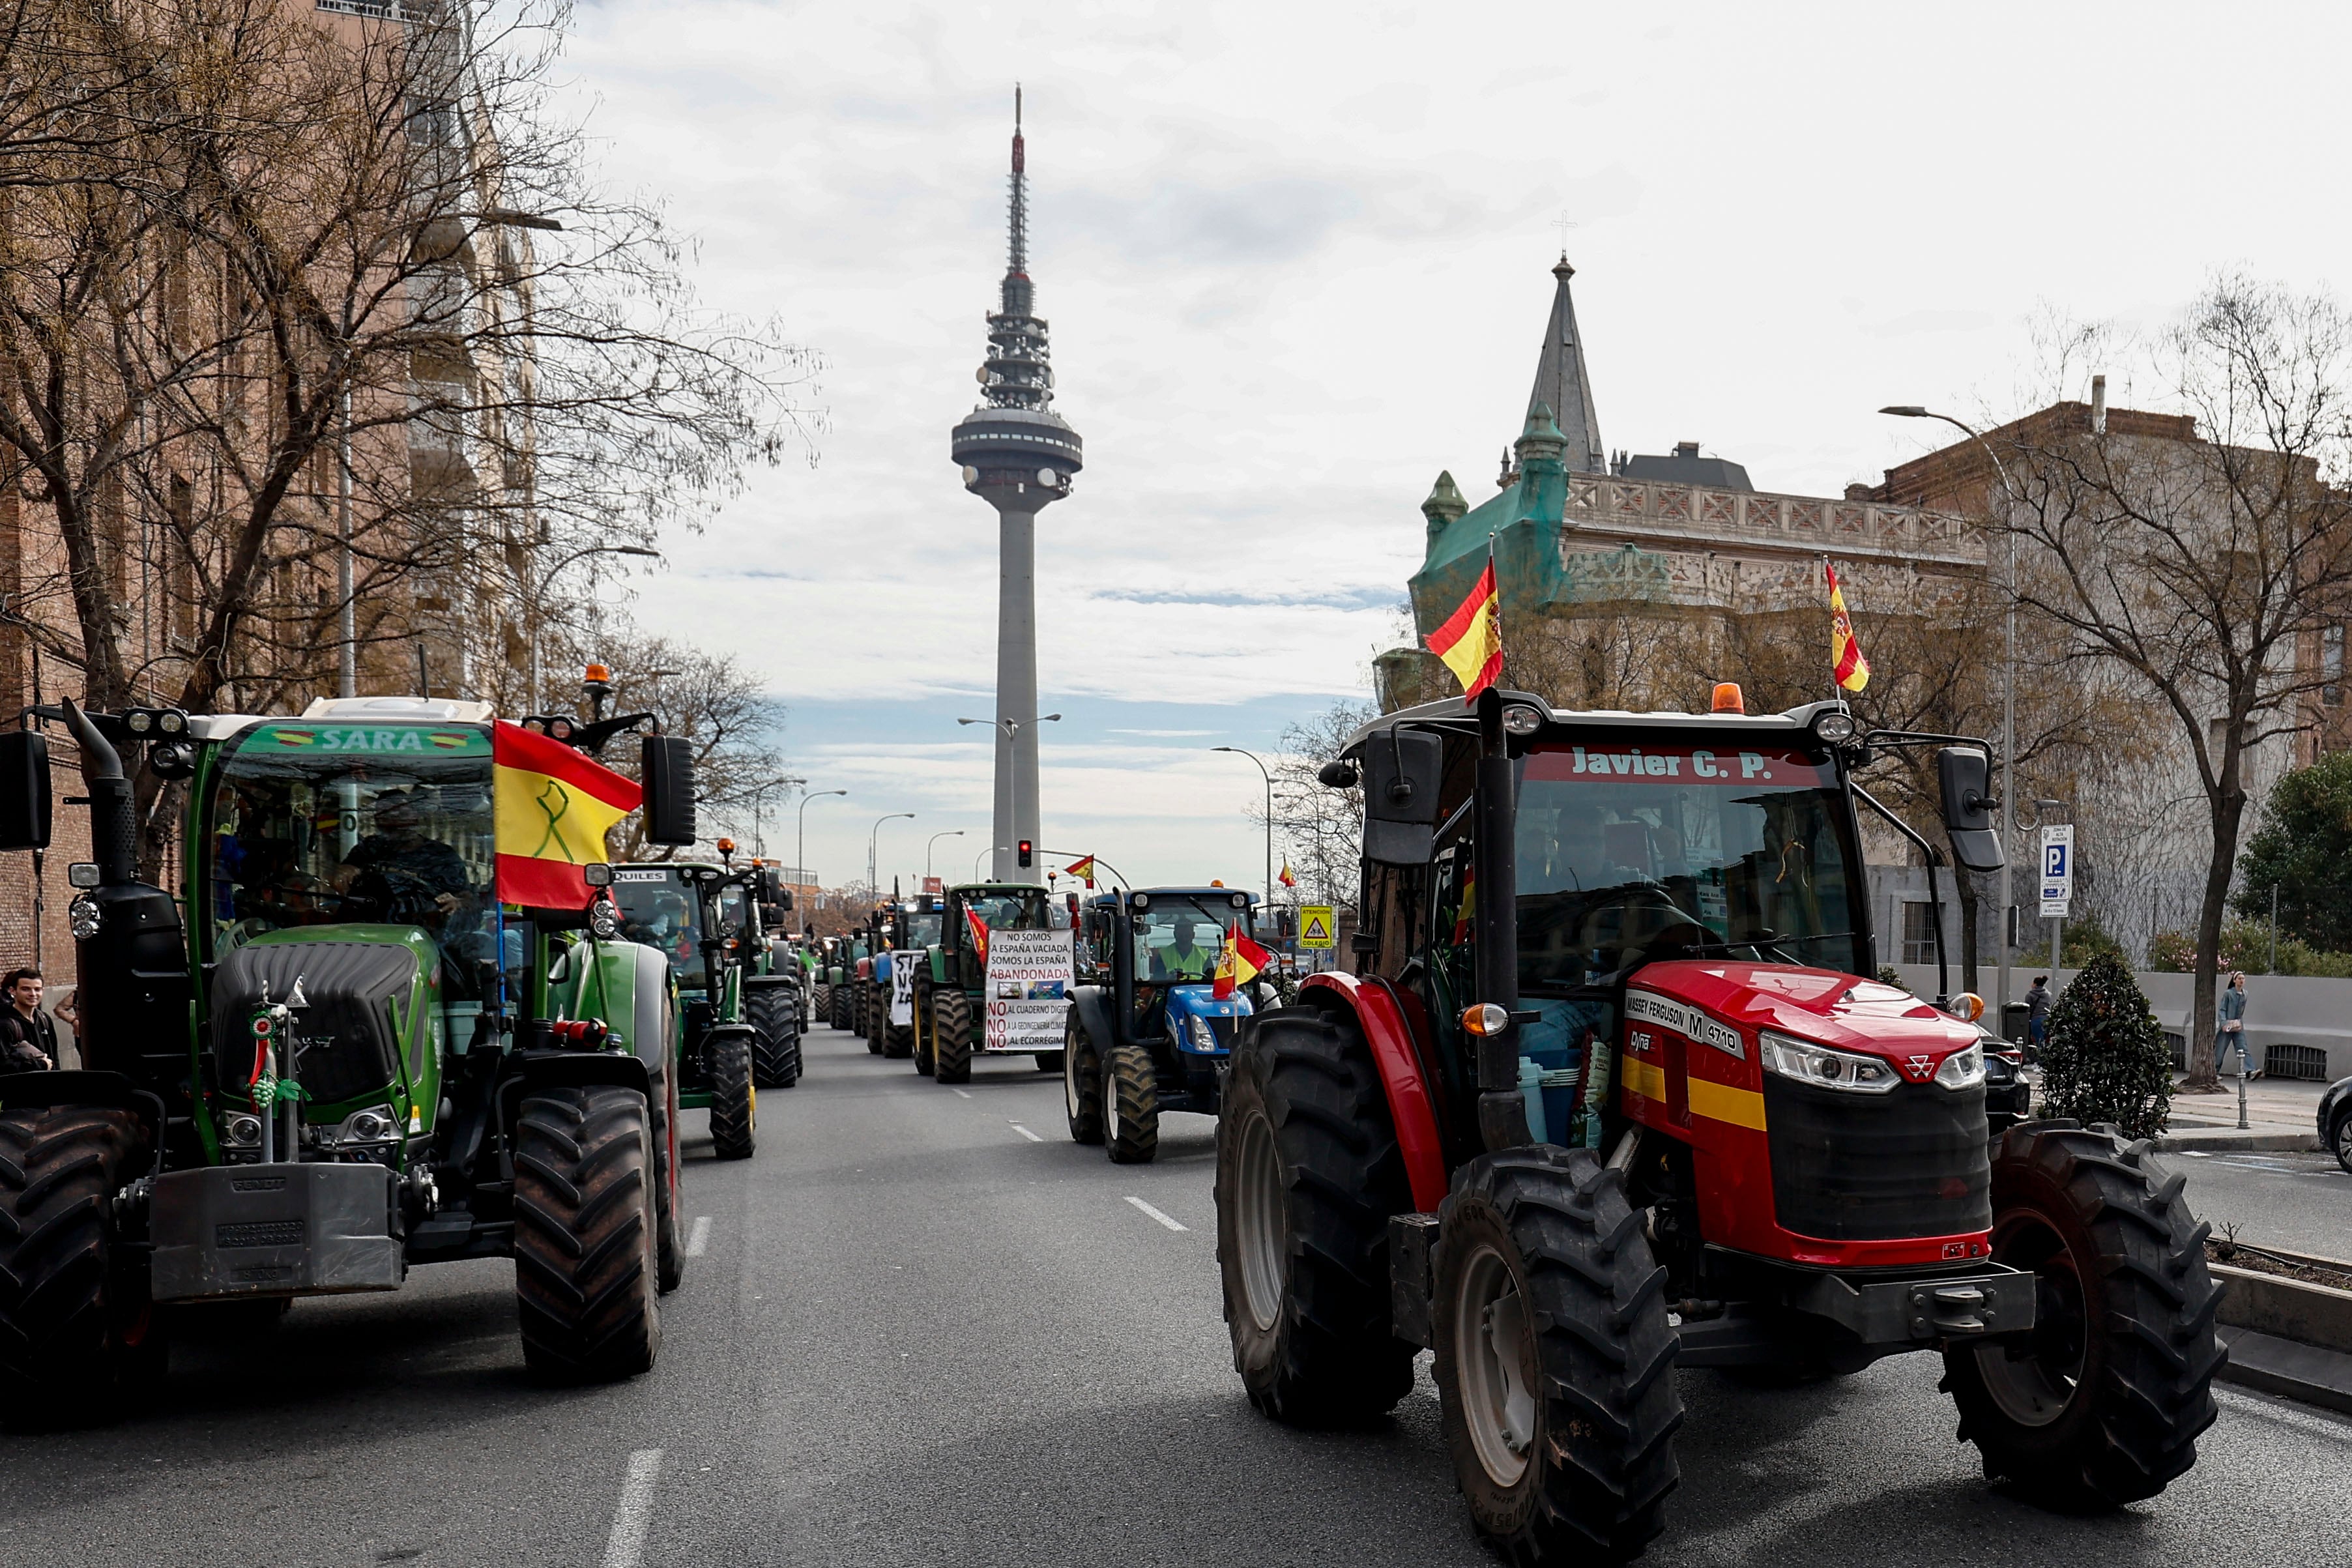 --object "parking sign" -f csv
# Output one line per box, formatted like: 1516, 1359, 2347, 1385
2039, 824, 2074, 920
